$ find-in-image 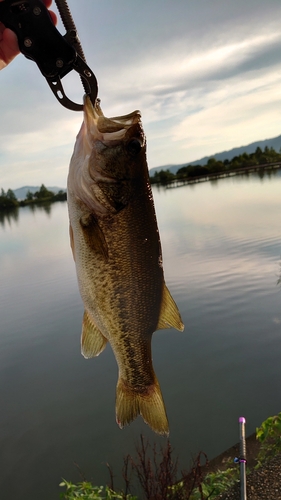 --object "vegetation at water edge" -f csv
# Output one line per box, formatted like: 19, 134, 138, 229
150, 146, 281, 185
2, 146, 281, 210
59, 412, 281, 499
0, 184, 66, 210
